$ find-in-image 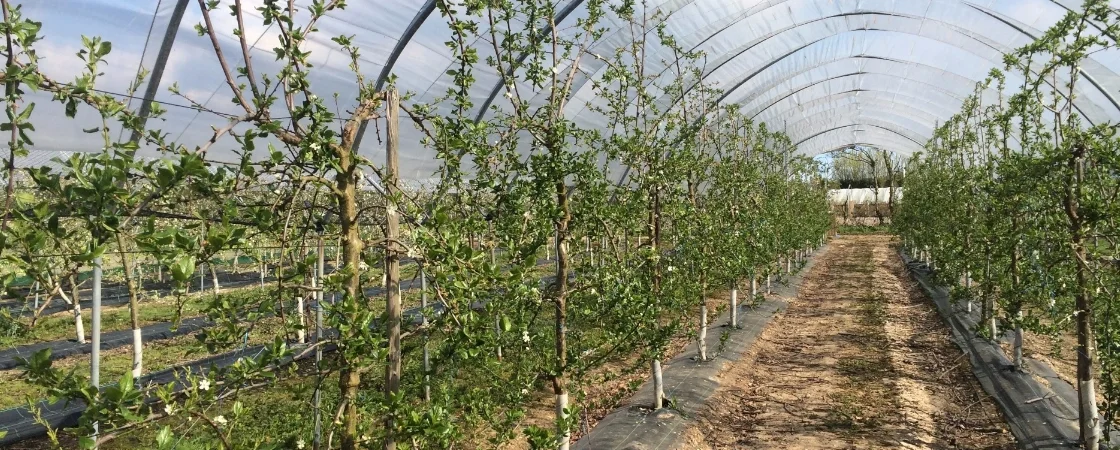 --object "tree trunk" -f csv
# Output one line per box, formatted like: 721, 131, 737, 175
1011, 218, 1024, 369
964, 270, 973, 313
883, 150, 896, 219
750, 273, 758, 304
1064, 144, 1100, 449
729, 285, 738, 328
983, 248, 997, 340
69, 275, 85, 344
698, 301, 708, 361
336, 103, 369, 450
648, 184, 665, 410
115, 234, 143, 379
553, 178, 572, 450
209, 262, 220, 296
